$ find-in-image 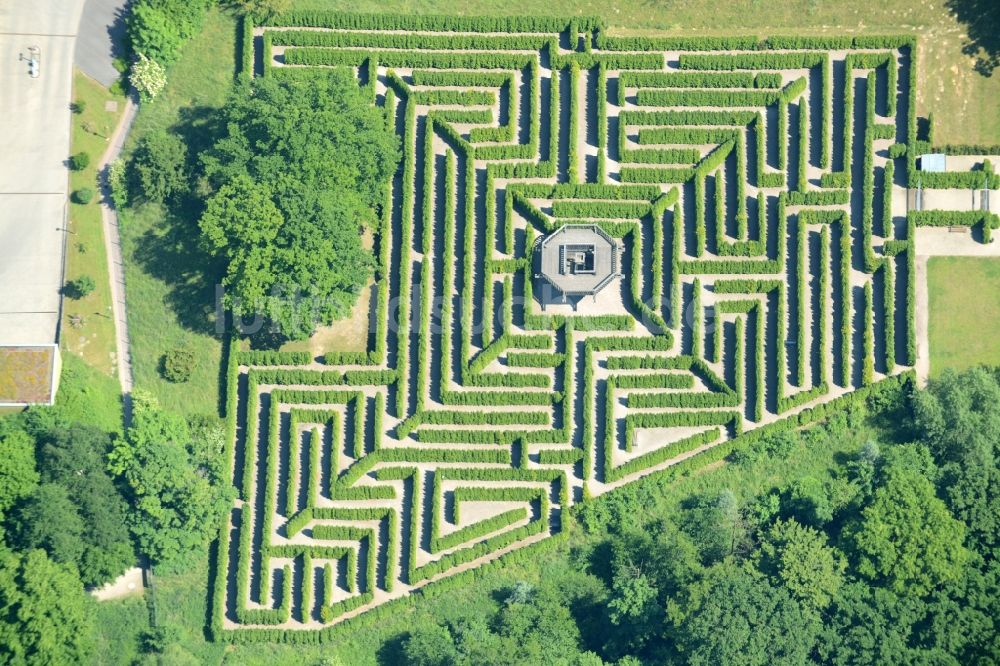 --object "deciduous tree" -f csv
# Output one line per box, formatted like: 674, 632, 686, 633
670, 565, 820, 666
108, 391, 233, 569
199, 71, 399, 340
0, 549, 94, 664
0, 429, 38, 514
756, 519, 845, 610
846, 452, 969, 597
